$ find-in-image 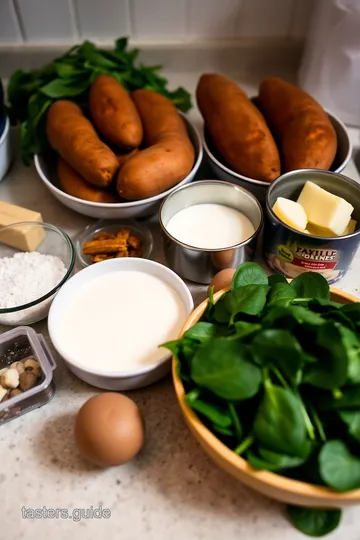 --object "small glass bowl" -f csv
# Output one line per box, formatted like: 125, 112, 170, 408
0, 221, 75, 326
76, 219, 154, 268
